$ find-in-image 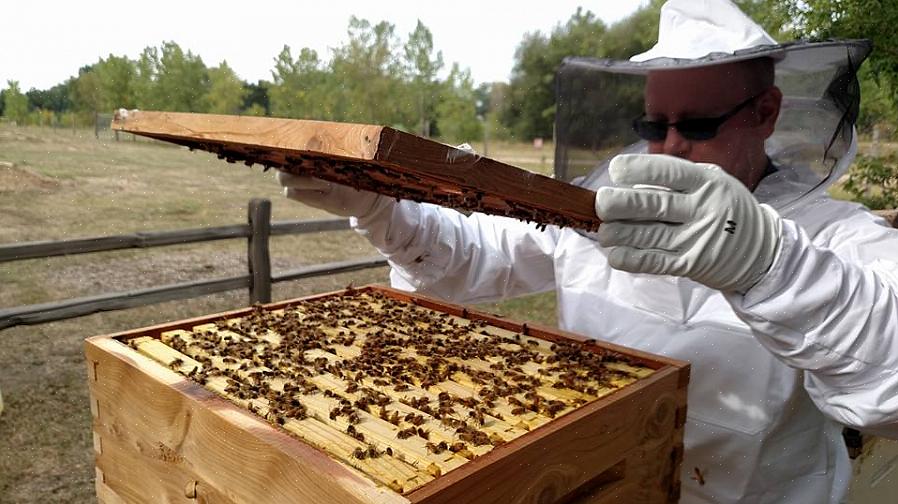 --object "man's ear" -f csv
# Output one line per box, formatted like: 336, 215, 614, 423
756, 86, 783, 139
